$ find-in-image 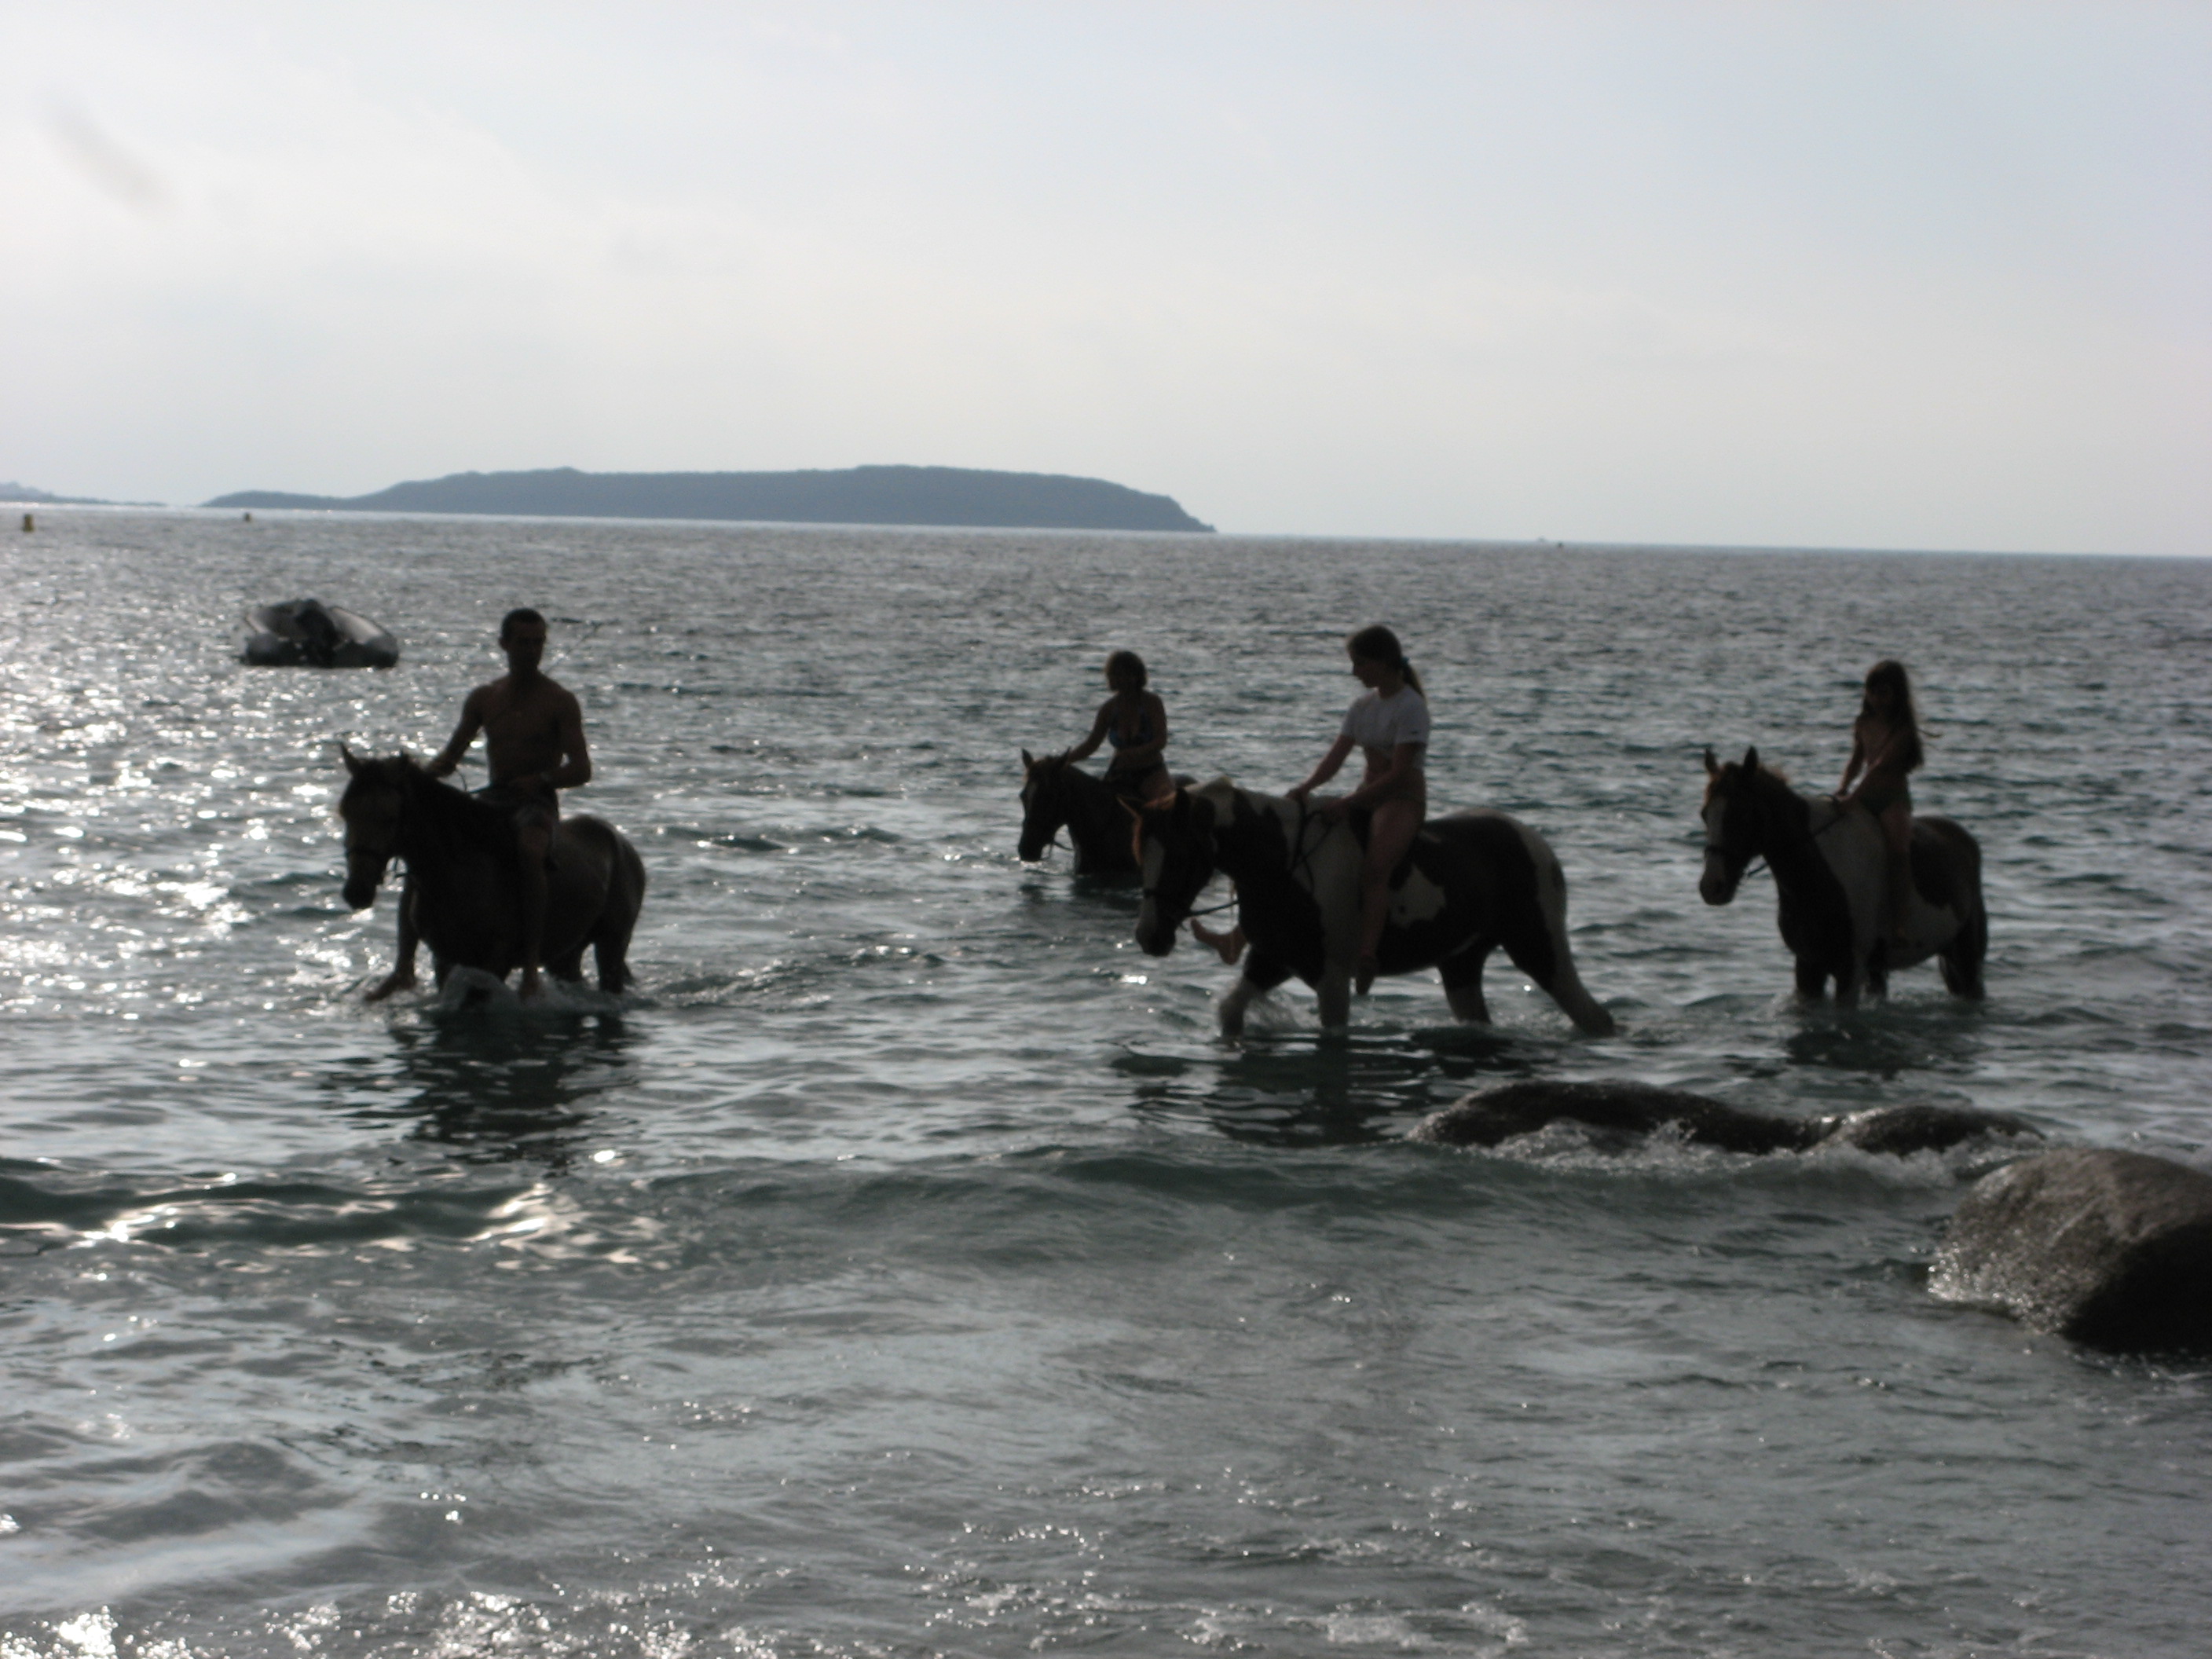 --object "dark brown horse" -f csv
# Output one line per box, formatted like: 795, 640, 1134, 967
1019, 749, 1195, 876
339, 749, 646, 996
